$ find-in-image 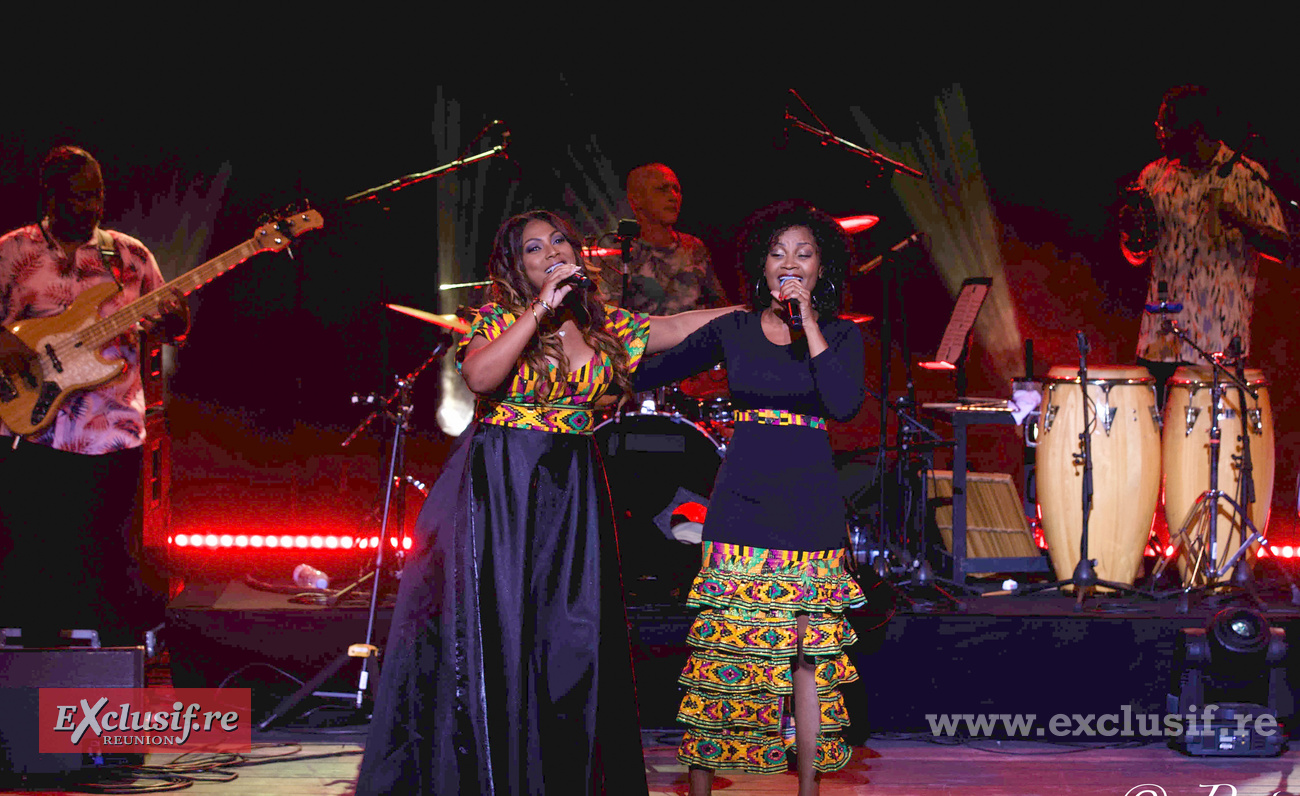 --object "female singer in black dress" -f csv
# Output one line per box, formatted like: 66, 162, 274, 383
633, 200, 867, 796
356, 209, 739, 796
